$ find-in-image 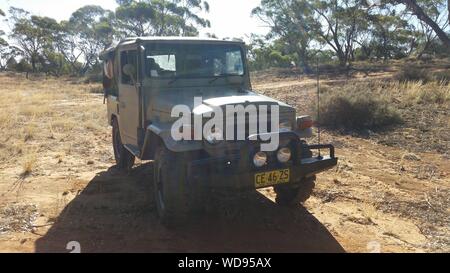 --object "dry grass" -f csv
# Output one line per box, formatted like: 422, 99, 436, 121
0, 73, 107, 179
22, 123, 37, 142
372, 81, 450, 154
395, 65, 450, 86
21, 153, 37, 178
403, 81, 450, 105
